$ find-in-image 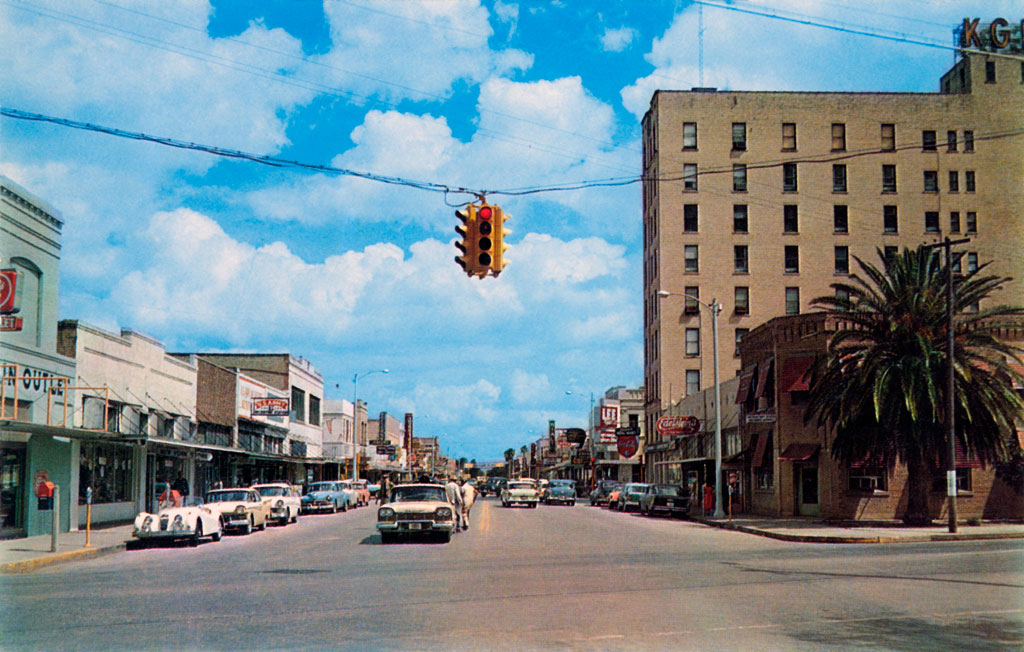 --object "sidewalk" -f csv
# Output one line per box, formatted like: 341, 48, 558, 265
0, 523, 134, 574
690, 514, 1024, 544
